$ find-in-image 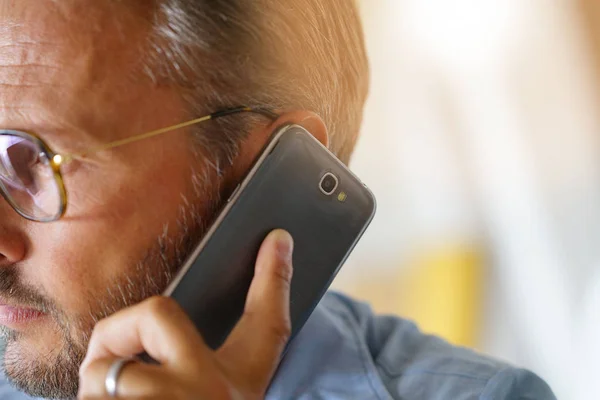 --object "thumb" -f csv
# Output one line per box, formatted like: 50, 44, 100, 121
218, 229, 294, 385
